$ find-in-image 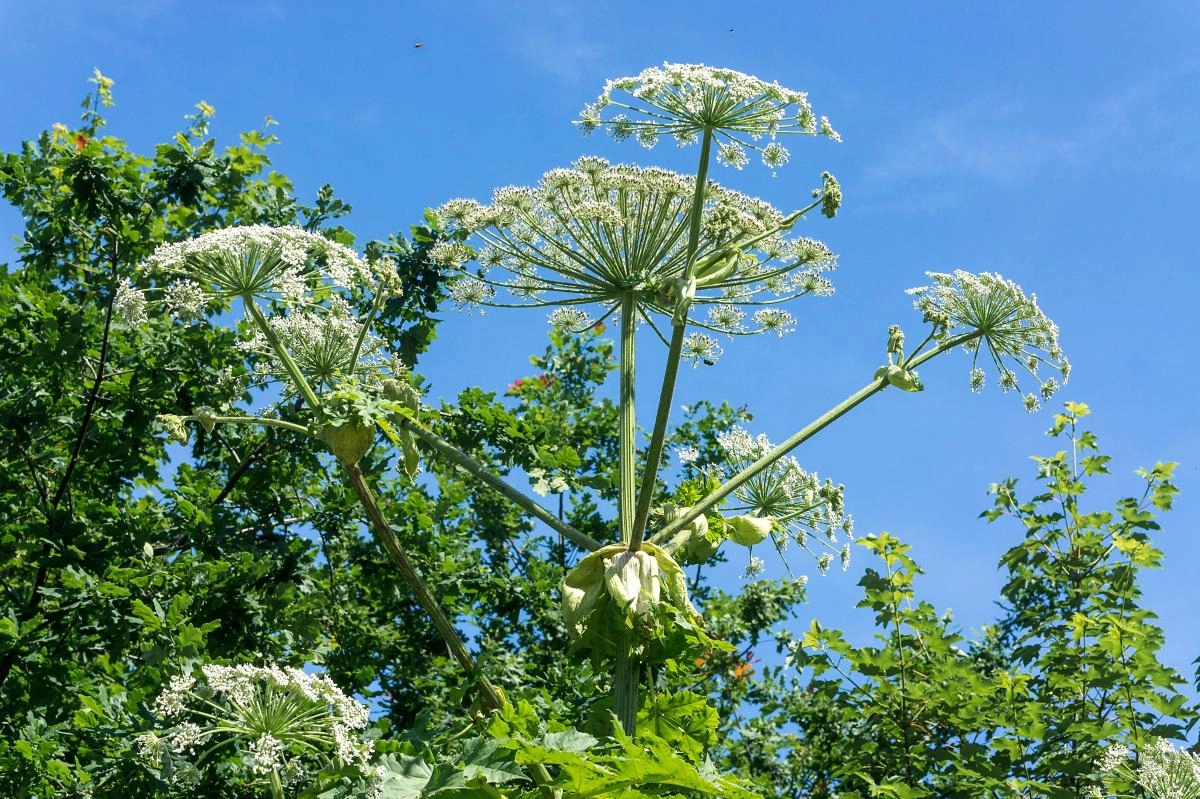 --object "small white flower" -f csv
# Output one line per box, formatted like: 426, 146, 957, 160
1099, 743, 1130, 772
247, 733, 285, 775
448, 277, 494, 312
578, 63, 840, 168
762, 142, 790, 169
135, 732, 168, 763
169, 721, 203, 755
163, 279, 208, 320
682, 332, 723, 366
676, 445, 699, 465
153, 673, 195, 717
753, 308, 796, 337
113, 279, 148, 326
717, 141, 749, 170
742, 555, 765, 579
548, 307, 593, 333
